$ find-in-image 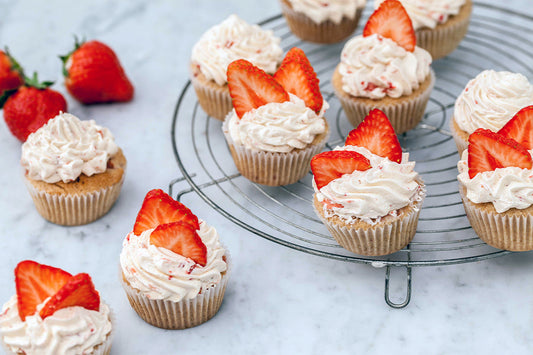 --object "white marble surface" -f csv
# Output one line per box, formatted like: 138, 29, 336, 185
1, 1, 533, 354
